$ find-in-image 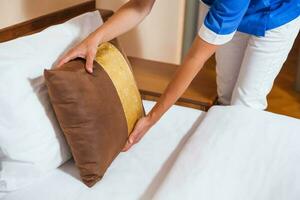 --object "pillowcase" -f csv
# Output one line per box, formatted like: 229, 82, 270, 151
0, 11, 103, 192
44, 42, 144, 187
